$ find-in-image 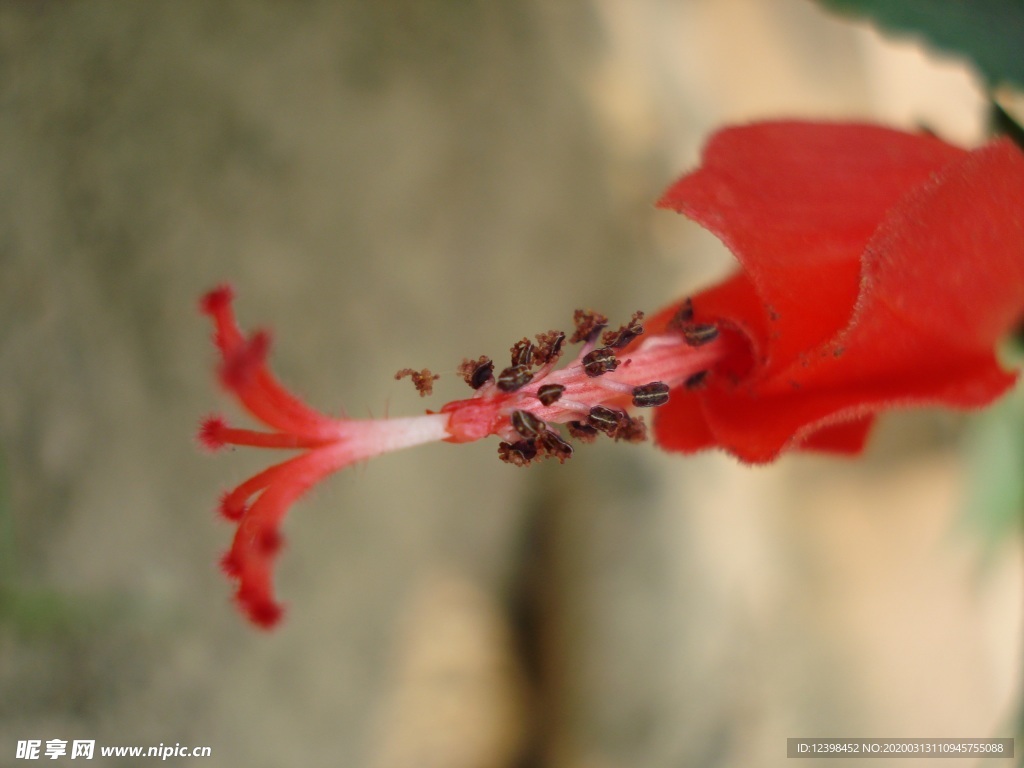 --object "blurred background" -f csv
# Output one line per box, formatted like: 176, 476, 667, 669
0, 1, 1020, 766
